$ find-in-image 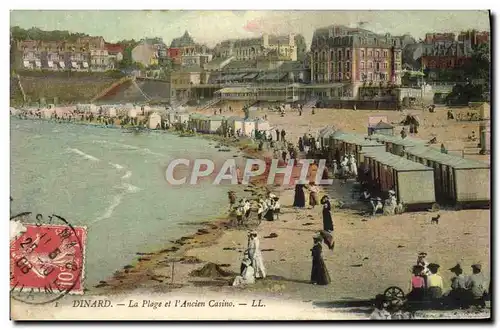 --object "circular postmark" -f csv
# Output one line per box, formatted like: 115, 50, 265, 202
10, 212, 87, 305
